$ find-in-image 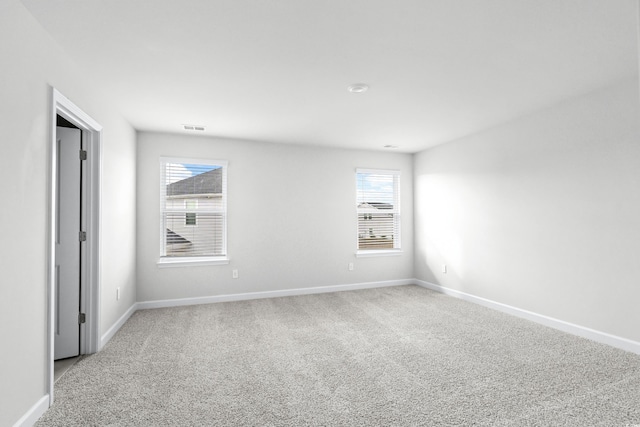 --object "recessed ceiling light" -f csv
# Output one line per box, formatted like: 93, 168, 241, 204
348, 83, 369, 93
182, 124, 206, 131
384, 145, 399, 149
